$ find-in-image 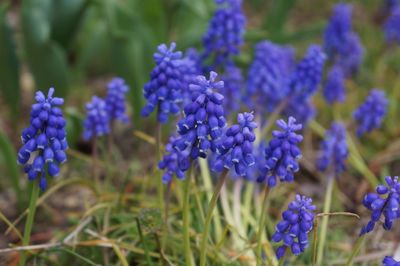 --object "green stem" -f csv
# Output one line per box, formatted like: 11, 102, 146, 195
312, 219, 319, 266
345, 235, 365, 266
19, 181, 40, 266
199, 169, 229, 266
256, 185, 275, 266
183, 166, 193, 266
155, 123, 166, 254
316, 177, 334, 265
135, 217, 154, 266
